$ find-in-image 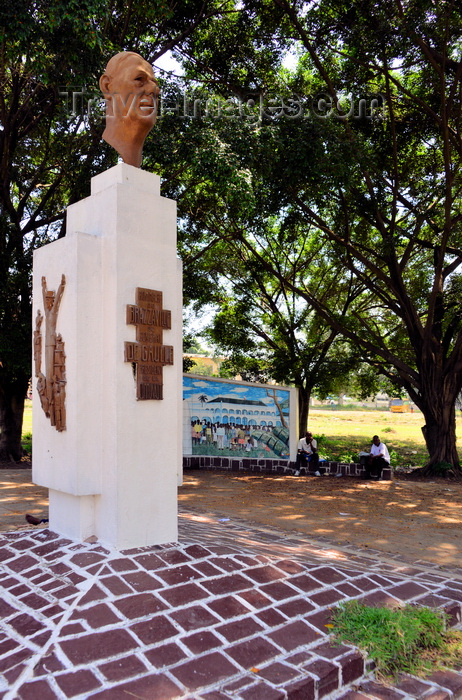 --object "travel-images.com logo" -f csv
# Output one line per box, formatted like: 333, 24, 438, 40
59, 87, 386, 124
